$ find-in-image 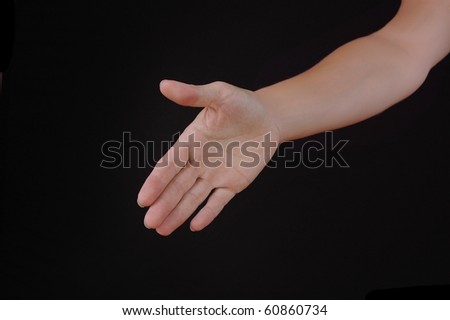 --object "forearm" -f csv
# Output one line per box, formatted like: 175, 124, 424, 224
255, 0, 450, 142
255, 34, 429, 142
